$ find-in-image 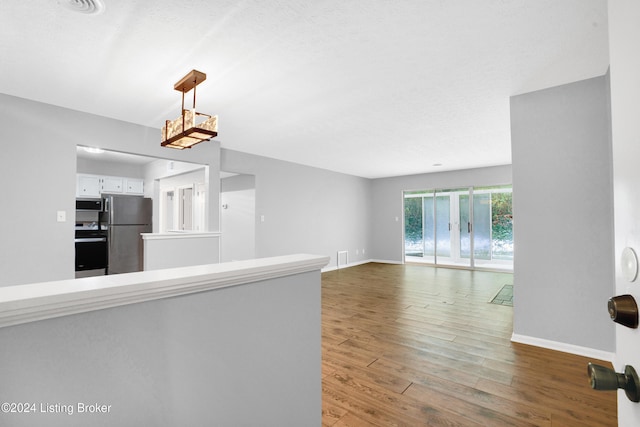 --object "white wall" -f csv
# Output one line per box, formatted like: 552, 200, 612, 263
609, 1, 640, 424
510, 74, 615, 354
77, 156, 146, 178
0, 94, 220, 286
143, 234, 220, 270
221, 174, 256, 262
369, 165, 512, 263
221, 149, 372, 269
158, 168, 206, 189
